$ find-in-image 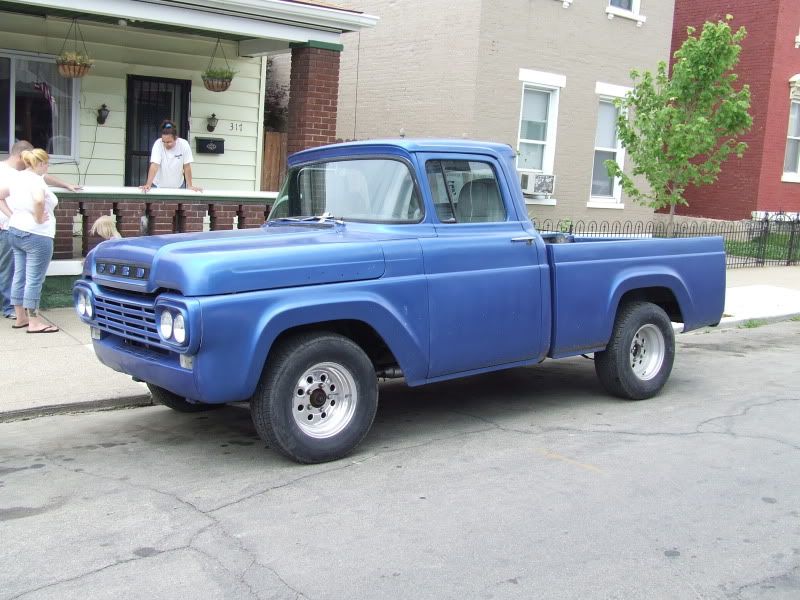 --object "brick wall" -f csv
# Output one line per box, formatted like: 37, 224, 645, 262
757, 0, 800, 214
287, 44, 342, 156
671, 0, 800, 219
53, 200, 272, 259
